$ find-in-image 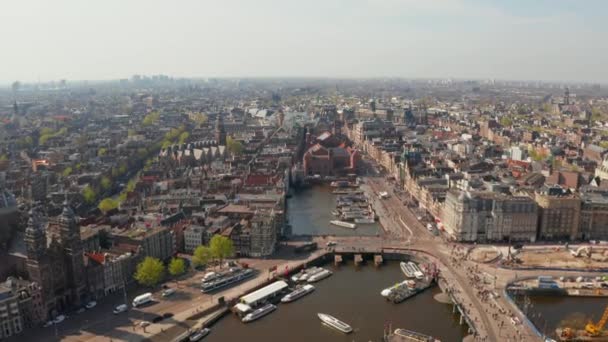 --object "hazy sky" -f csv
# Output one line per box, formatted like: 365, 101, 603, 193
1, 0, 607, 83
